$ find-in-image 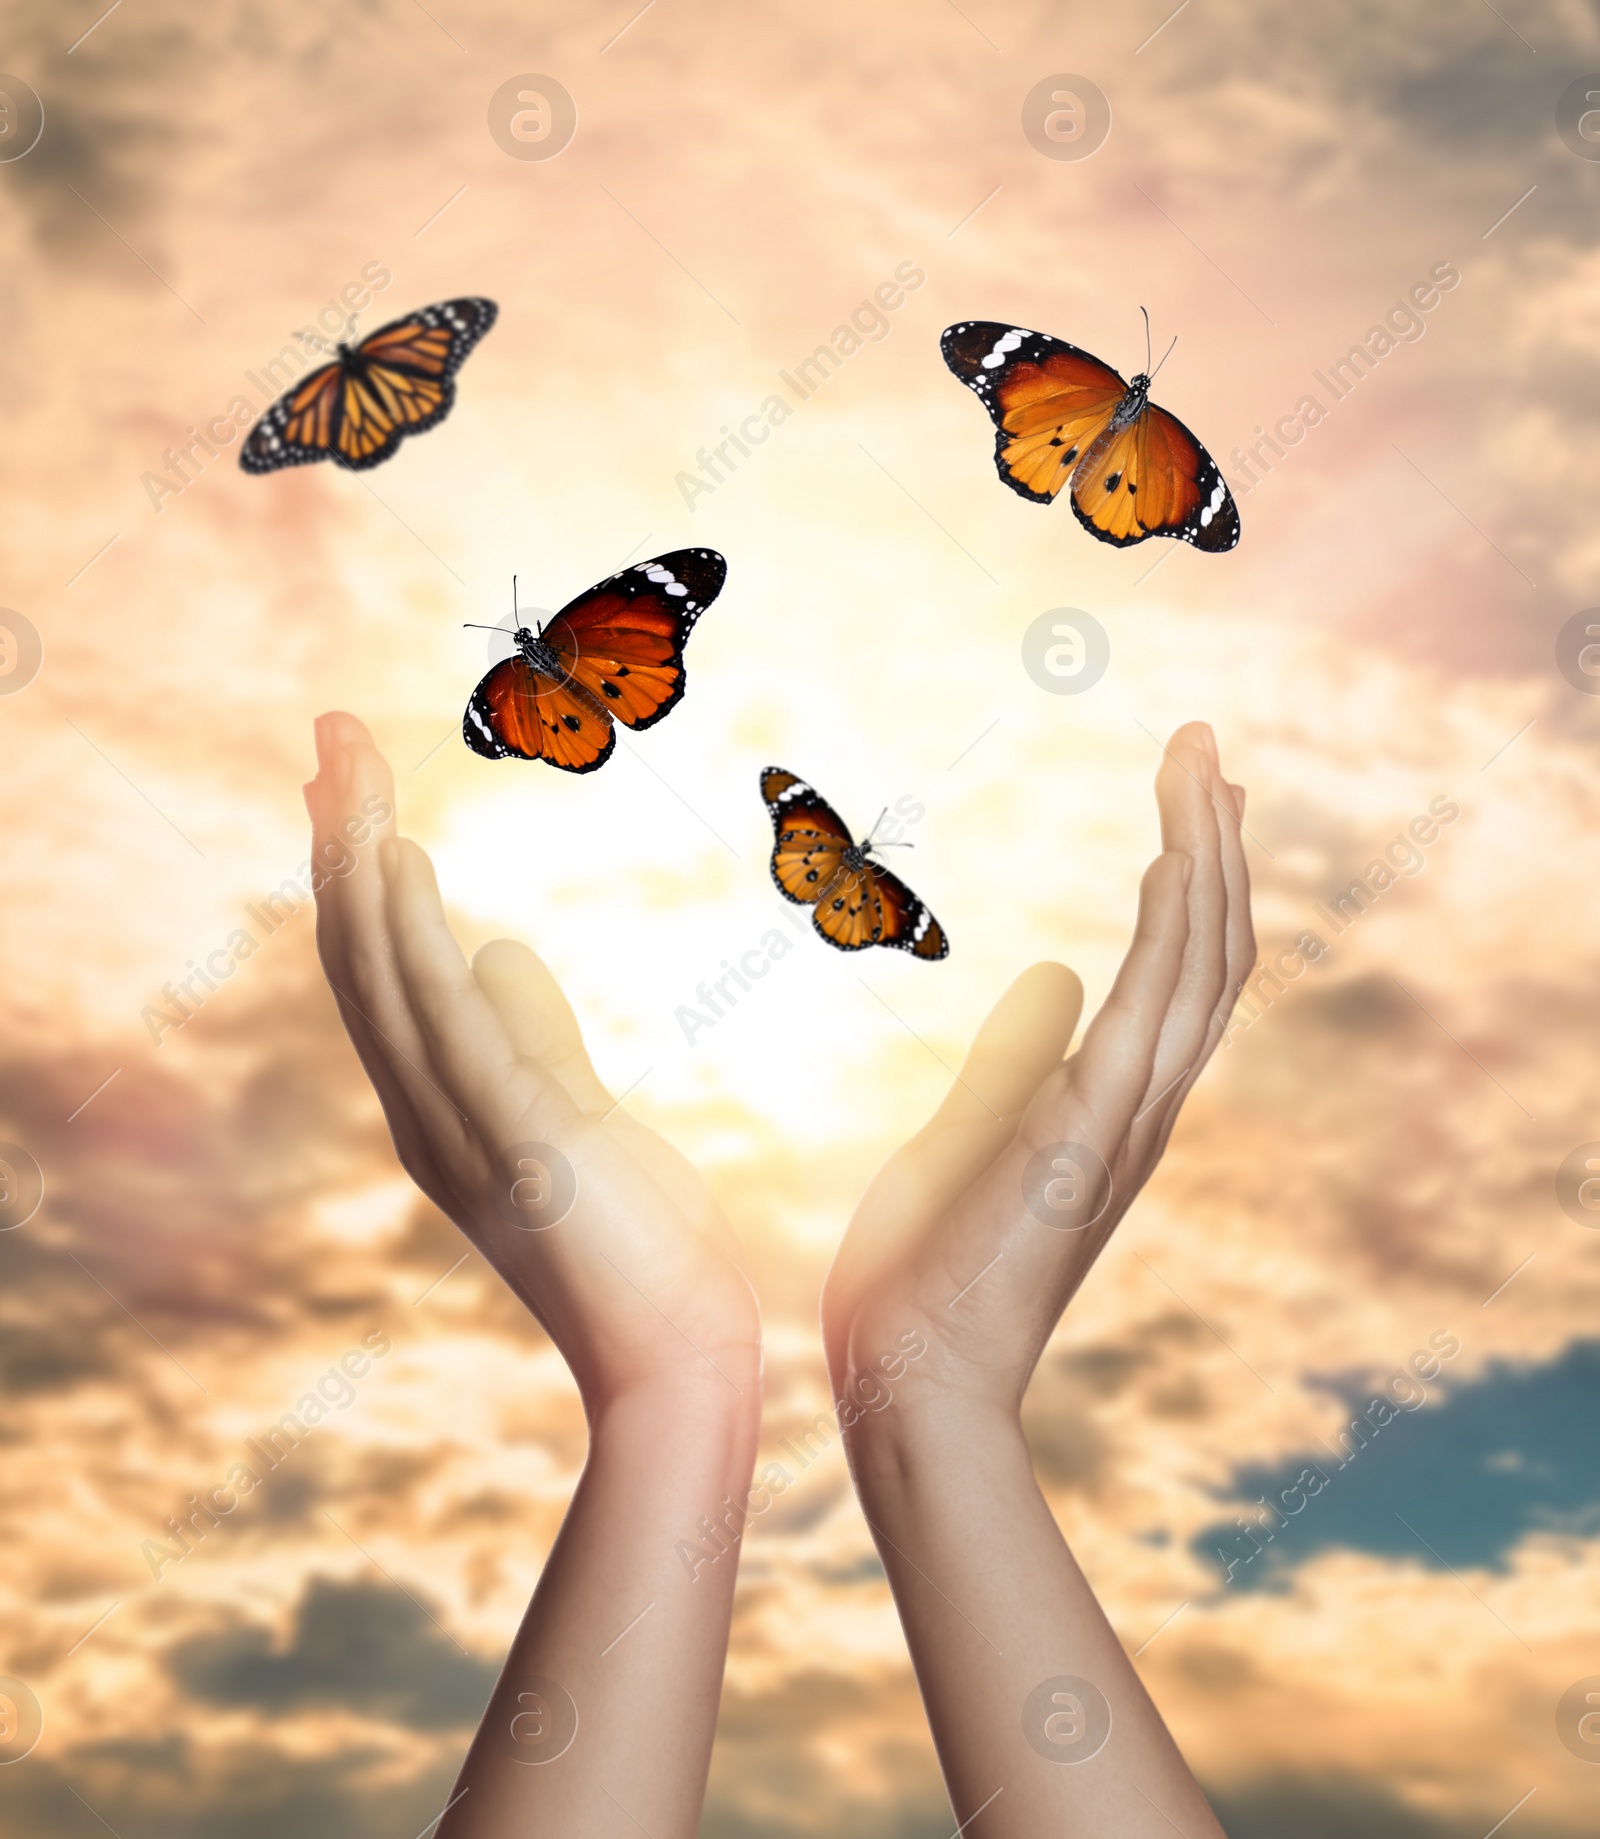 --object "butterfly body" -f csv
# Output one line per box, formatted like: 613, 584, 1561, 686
463, 549, 725, 772
240, 297, 497, 473
941, 320, 1238, 551
761, 767, 948, 959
